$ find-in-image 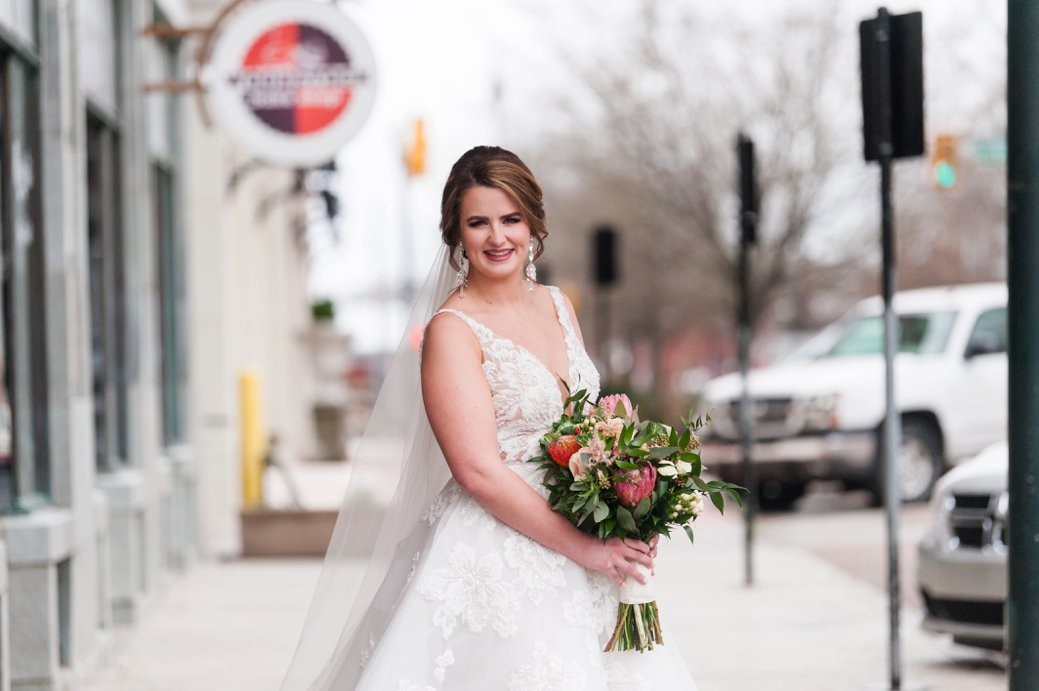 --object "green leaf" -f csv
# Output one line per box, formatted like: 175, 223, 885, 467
577, 495, 596, 517
710, 490, 725, 514
626, 448, 649, 458
684, 523, 696, 546
633, 497, 652, 518
615, 459, 641, 470
724, 487, 745, 507
601, 517, 616, 535
691, 475, 710, 492
616, 506, 637, 534
648, 446, 680, 459
593, 502, 609, 523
